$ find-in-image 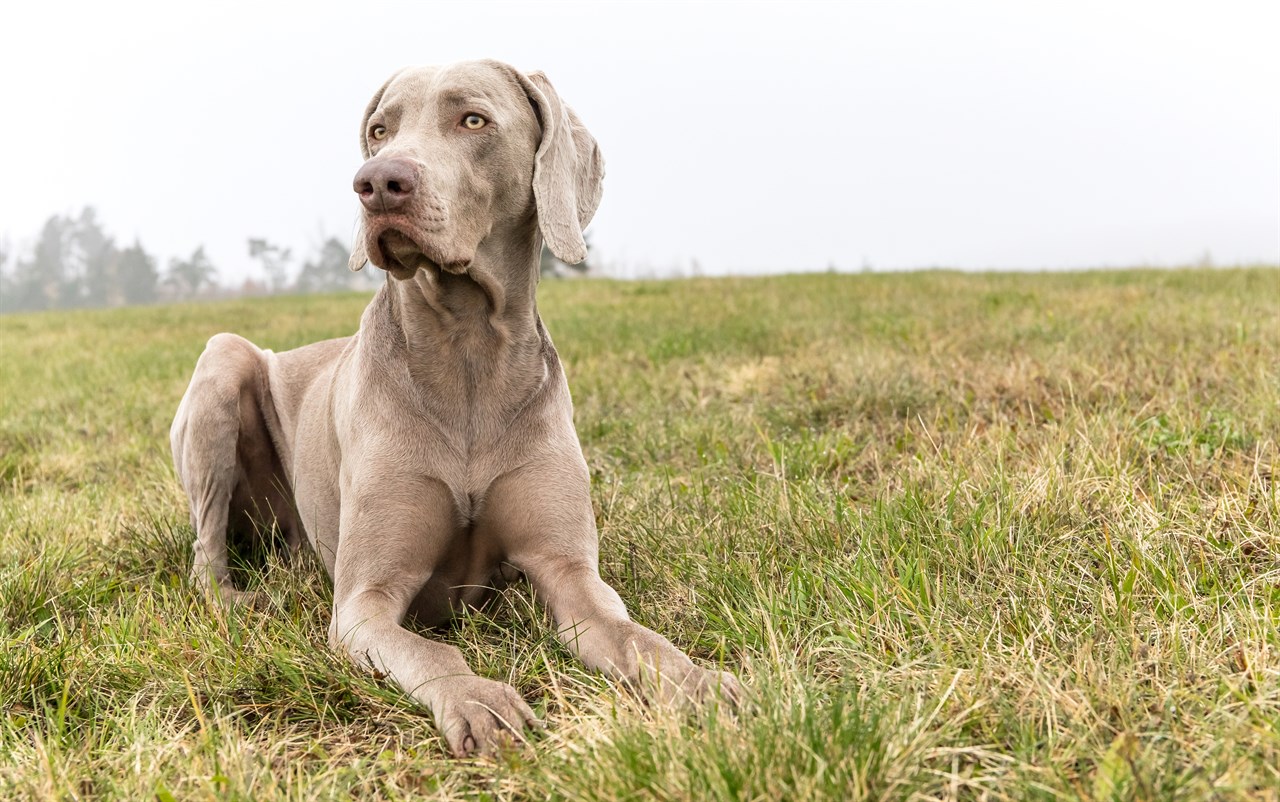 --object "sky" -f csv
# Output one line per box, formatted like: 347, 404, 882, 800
1, 0, 1277, 282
